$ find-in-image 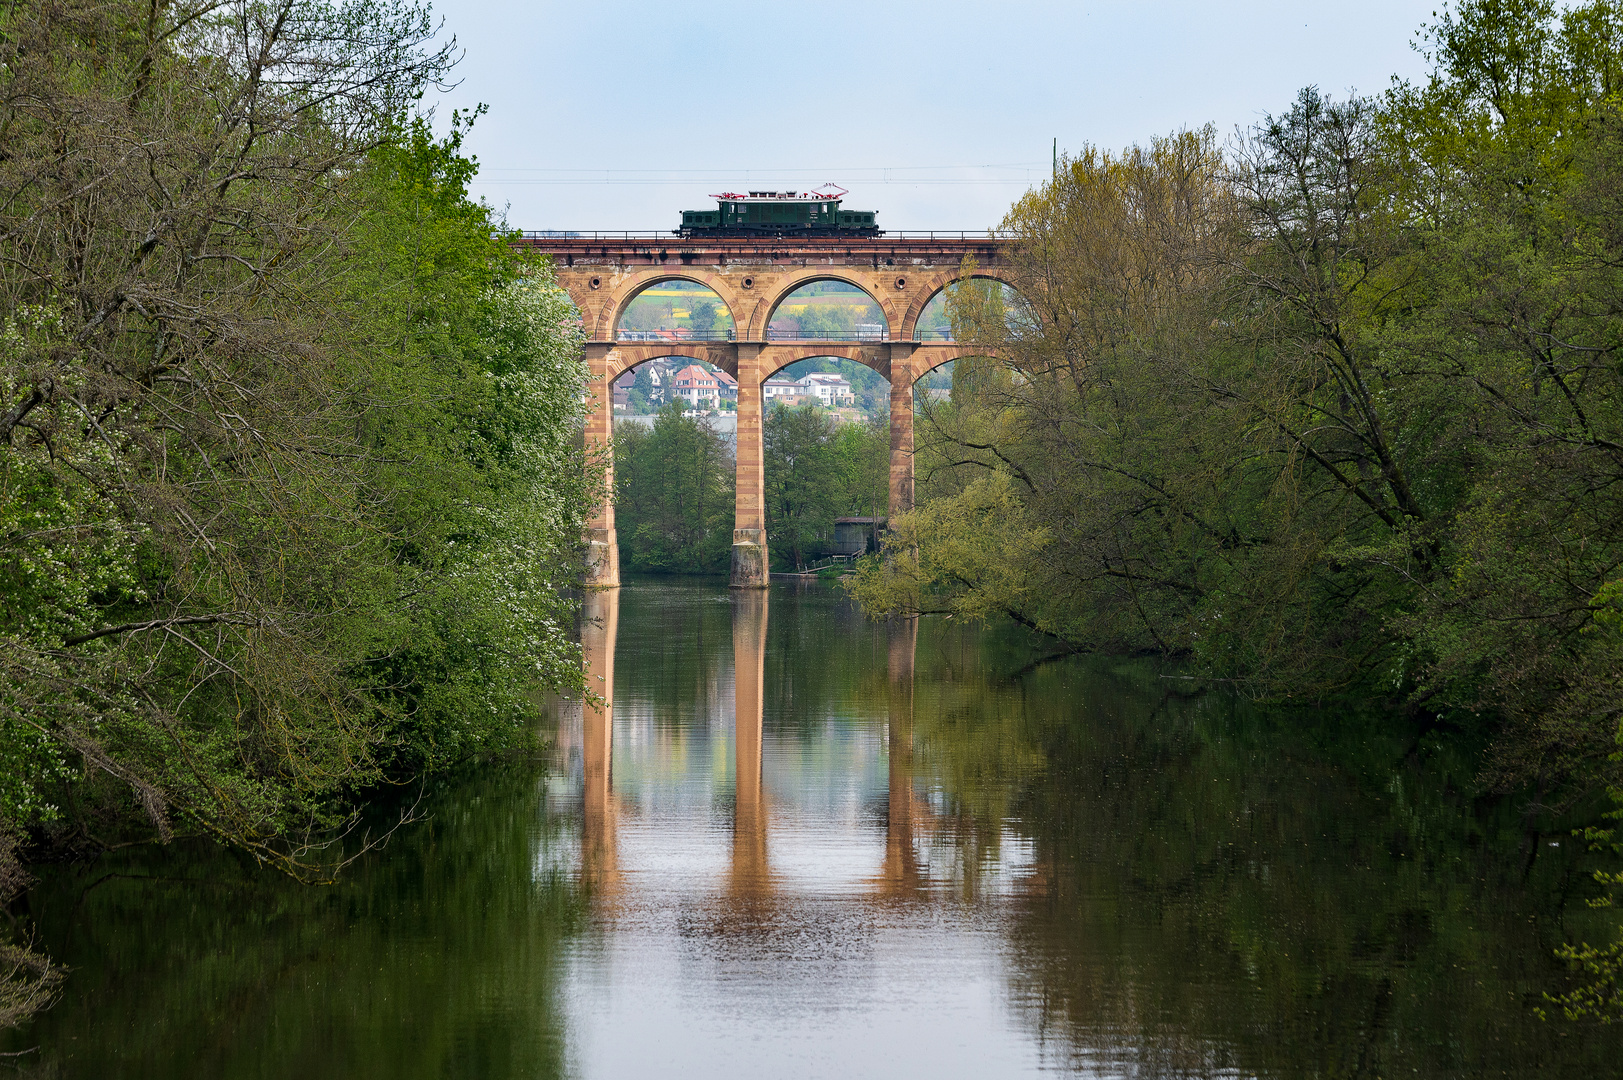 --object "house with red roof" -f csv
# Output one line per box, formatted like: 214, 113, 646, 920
669, 364, 737, 409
